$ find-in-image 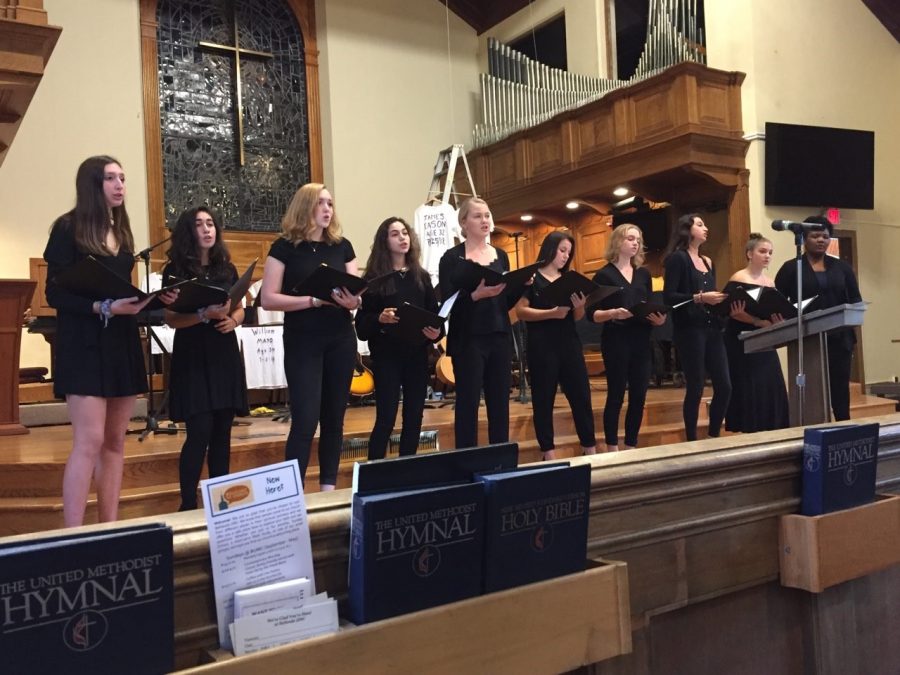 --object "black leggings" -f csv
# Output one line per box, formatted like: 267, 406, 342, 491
452, 332, 511, 449
674, 324, 732, 441
368, 348, 429, 459
179, 408, 235, 510
827, 338, 853, 422
601, 327, 651, 447
283, 328, 356, 486
528, 334, 595, 451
